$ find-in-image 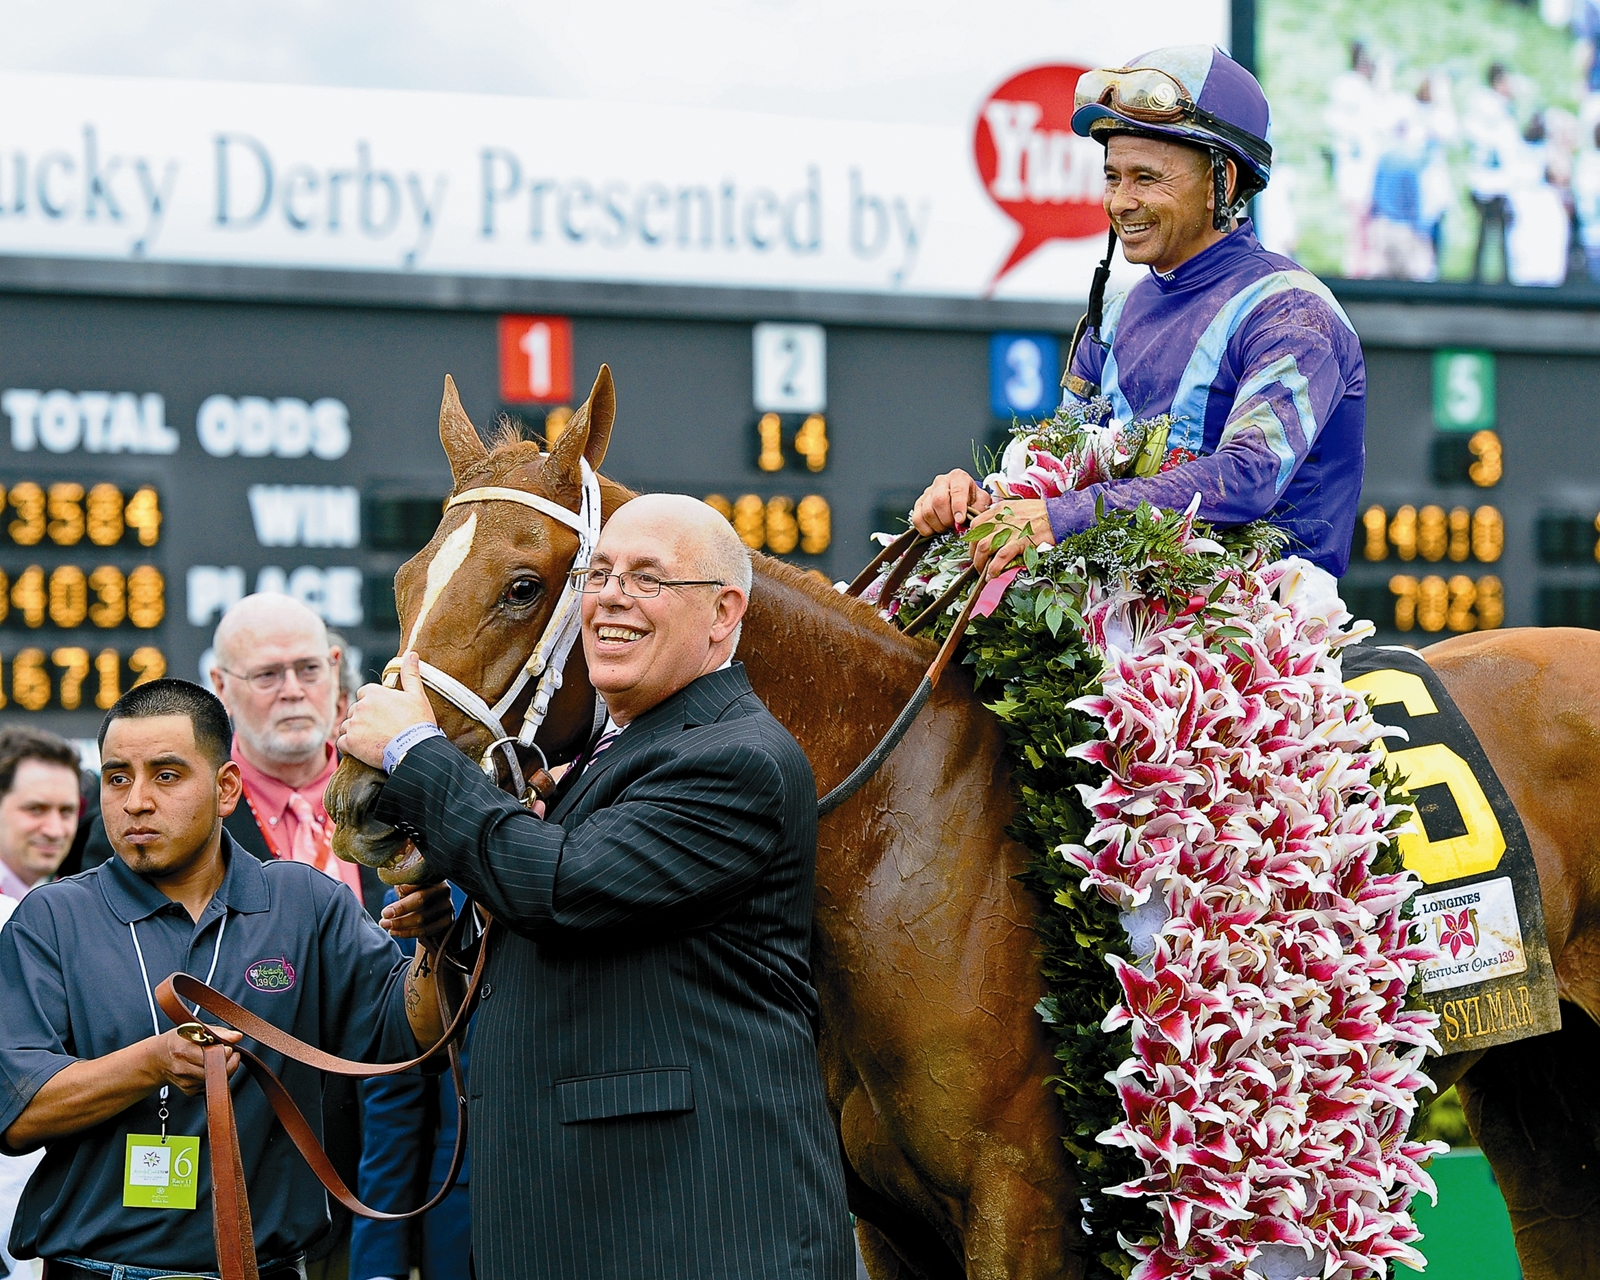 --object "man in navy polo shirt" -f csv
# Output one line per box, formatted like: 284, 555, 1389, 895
0, 679, 456, 1280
